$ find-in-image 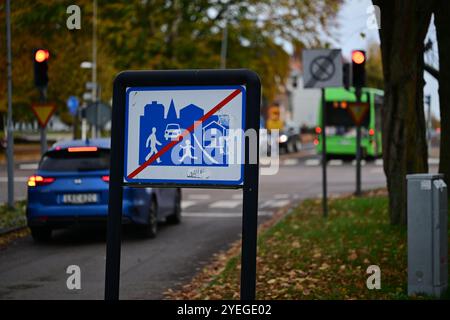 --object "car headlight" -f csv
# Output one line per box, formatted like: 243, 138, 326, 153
279, 134, 288, 143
